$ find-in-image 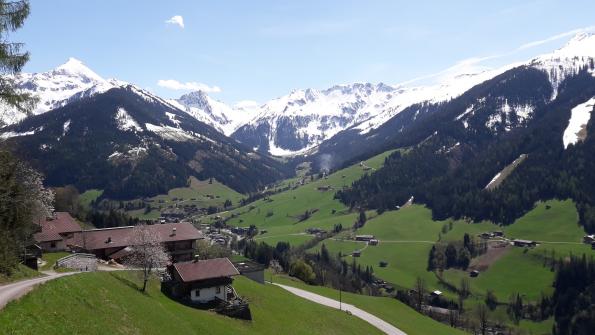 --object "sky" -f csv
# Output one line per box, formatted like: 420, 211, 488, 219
12, 0, 595, 104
